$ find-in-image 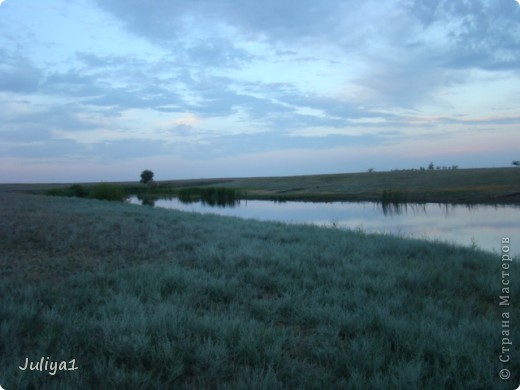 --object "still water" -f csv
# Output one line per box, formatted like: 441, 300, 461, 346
129, 196, 520, 256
